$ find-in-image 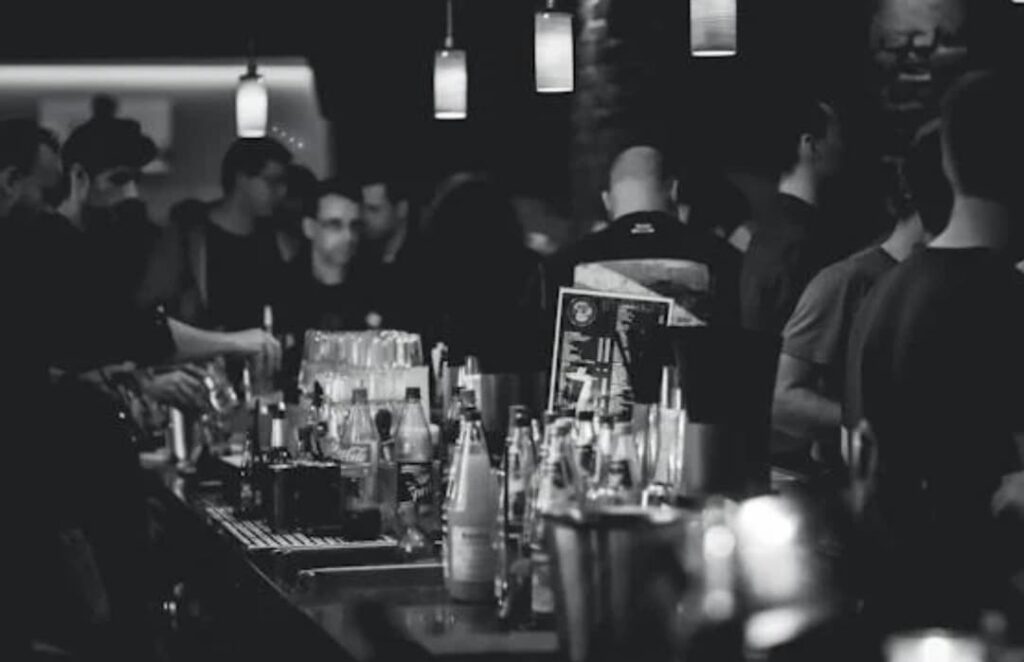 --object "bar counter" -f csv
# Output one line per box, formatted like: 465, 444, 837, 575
141, 453, 560, 661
